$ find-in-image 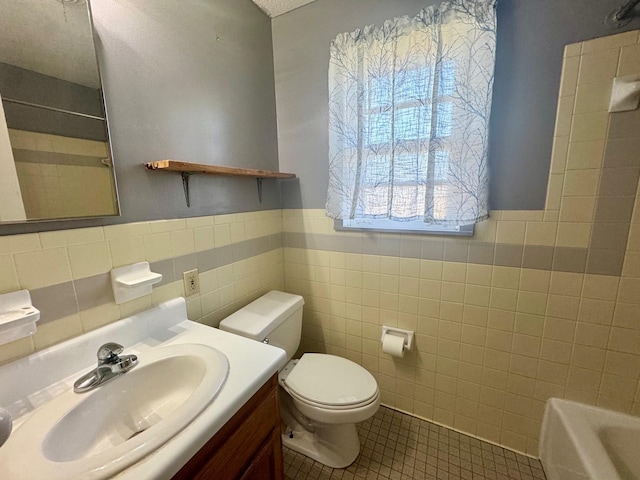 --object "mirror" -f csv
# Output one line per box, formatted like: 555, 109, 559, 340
0, 0, 119, 223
